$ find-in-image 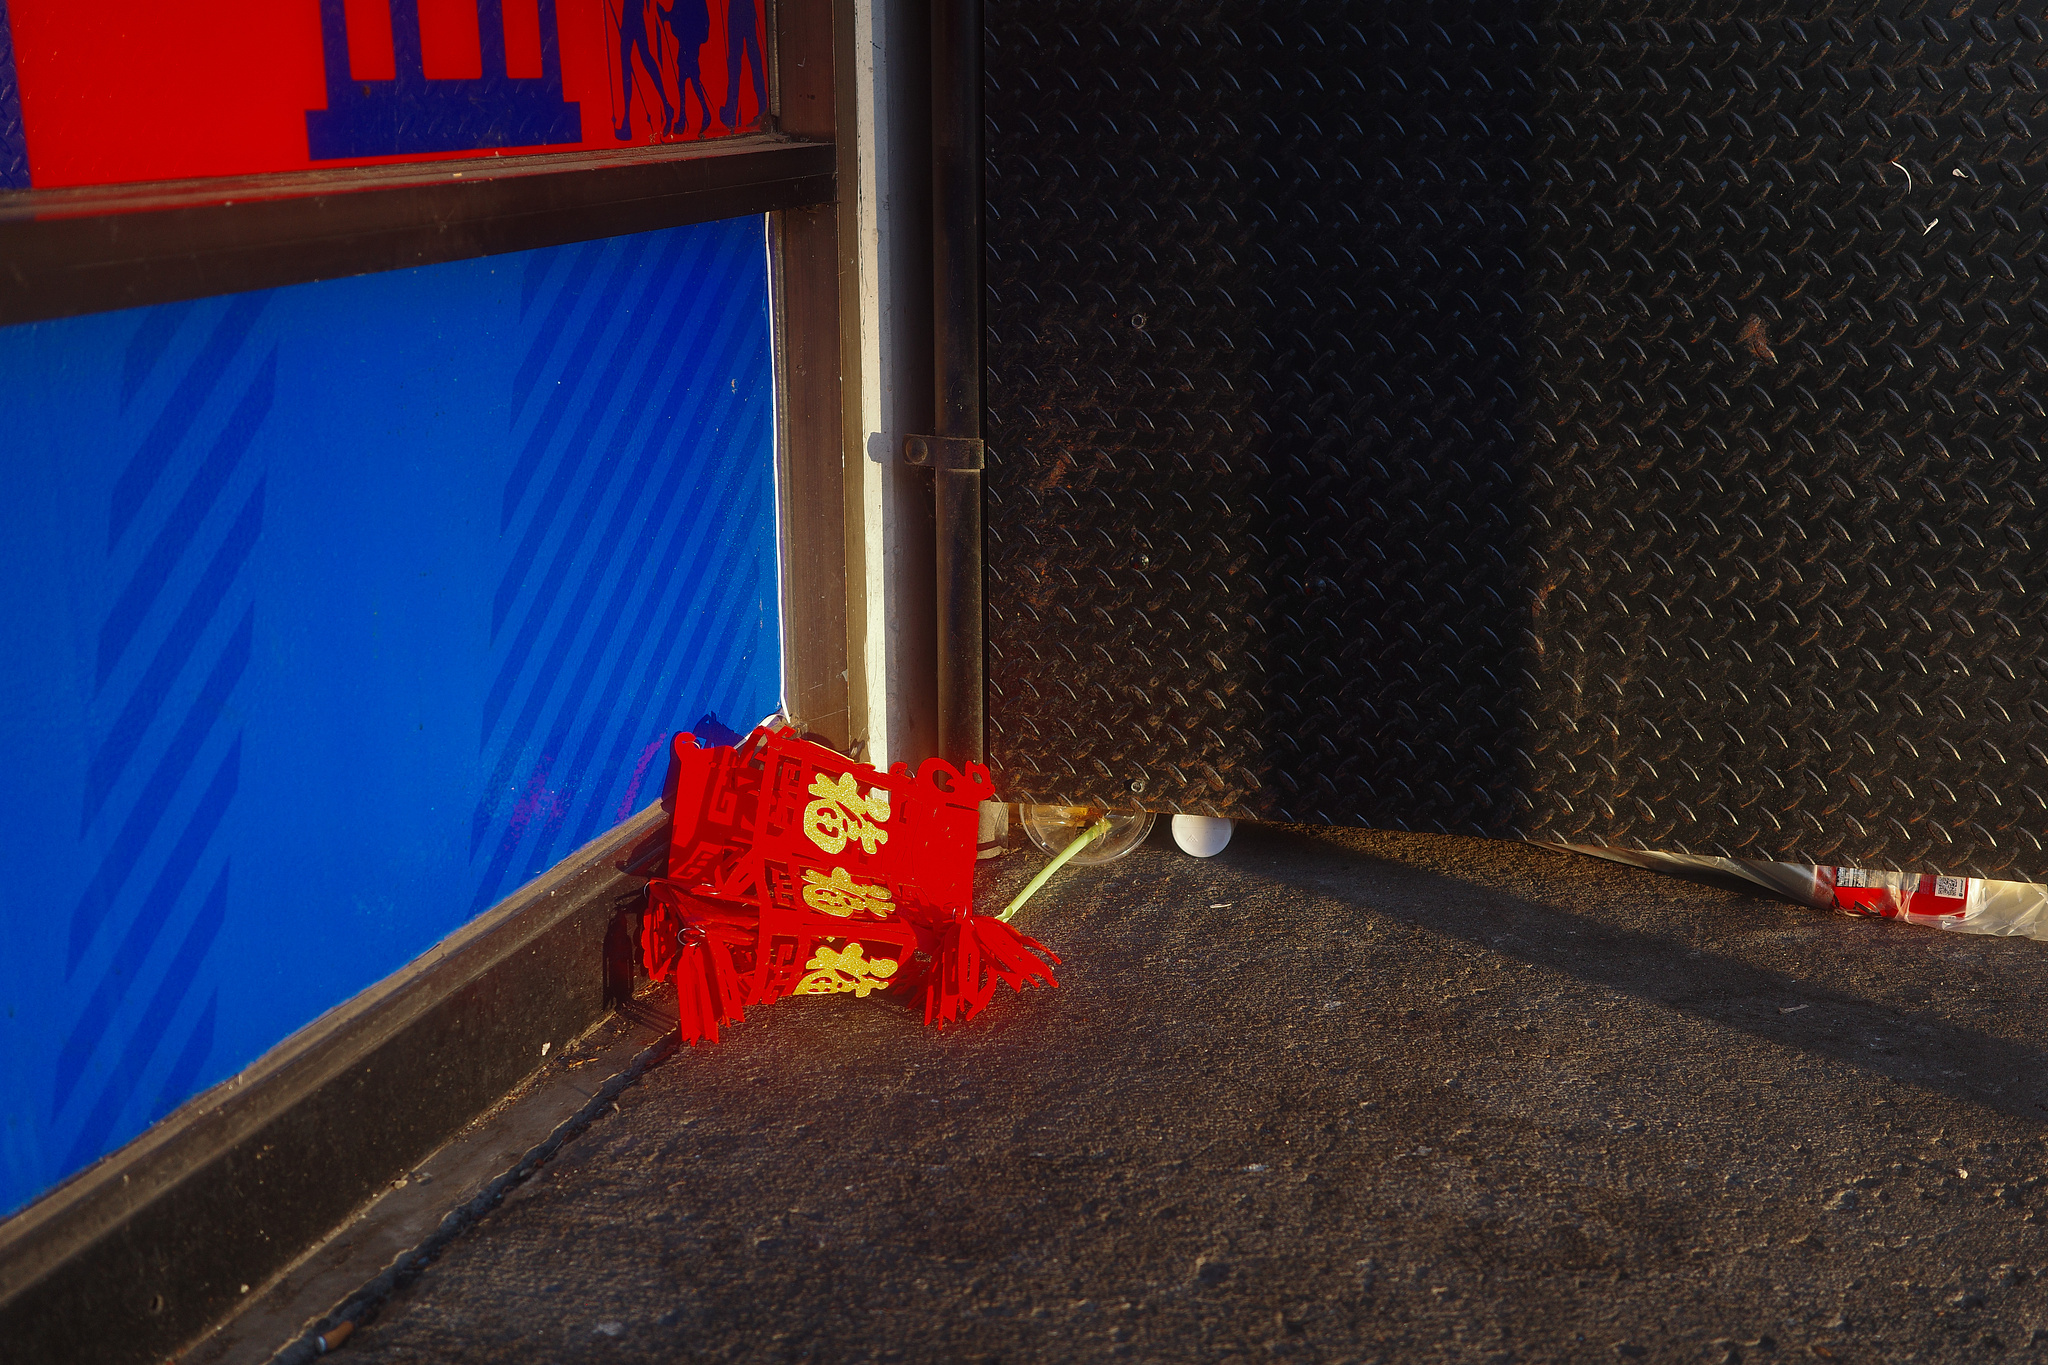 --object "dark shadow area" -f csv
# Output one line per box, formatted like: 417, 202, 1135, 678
983, 0, 1538, 834
1241, 822, 2048, 1122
